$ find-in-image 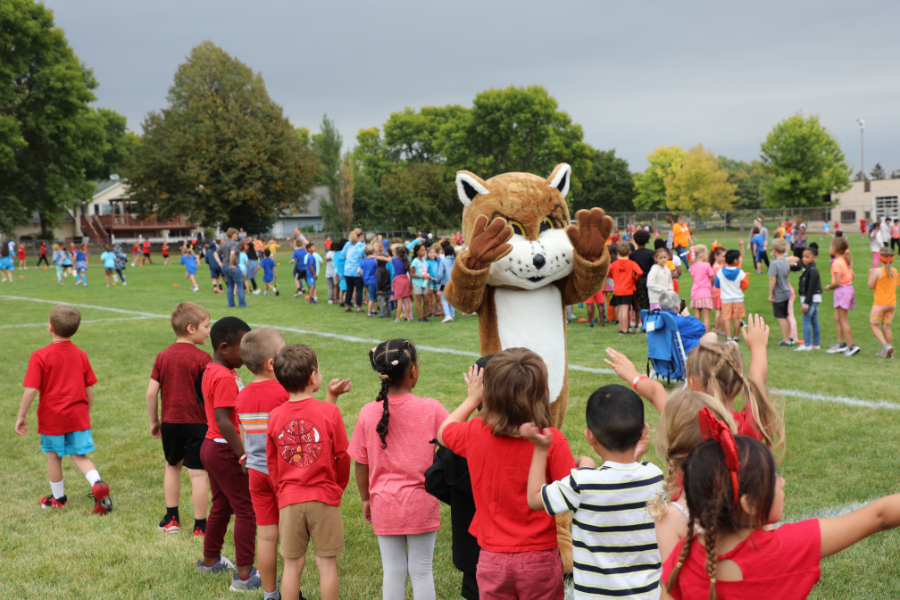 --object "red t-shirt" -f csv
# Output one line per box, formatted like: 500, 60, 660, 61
732, 407, 764, 442
40, 245, 46, 256
266, 398, 350, 508
608, 258, 643, 296
18, 248, 25, 259
202, 363, 243, 440
662, 519, 821, 599
236, 379, 290, 473
441, 418, 576, 553
23, 341, 98, 435
142, 240, 150, 252
151, 343, 211, 424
